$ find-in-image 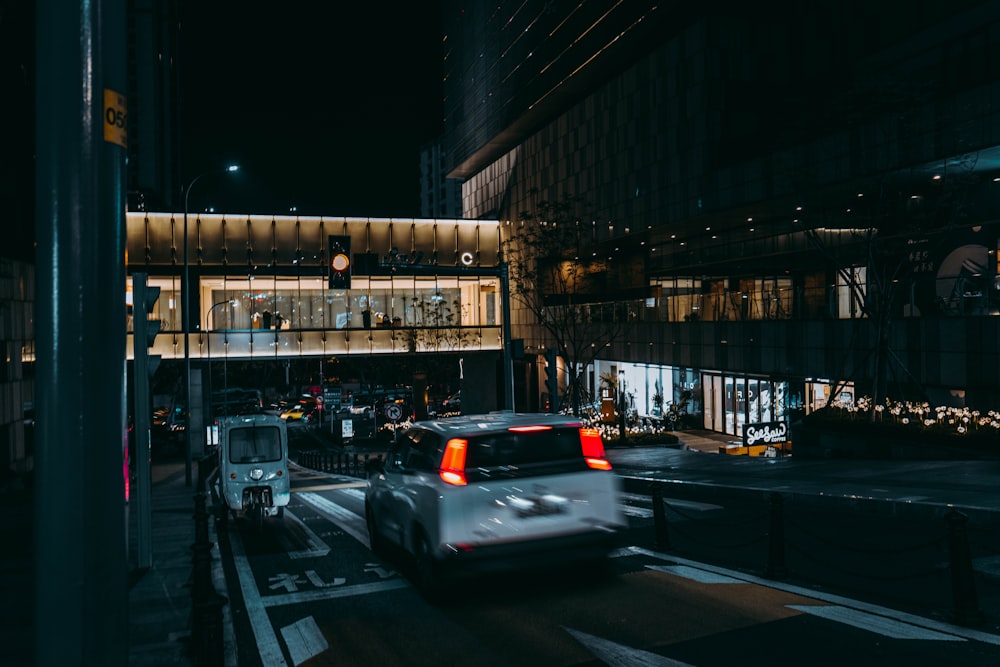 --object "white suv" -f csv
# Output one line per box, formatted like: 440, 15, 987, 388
364, 413, 625, 593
